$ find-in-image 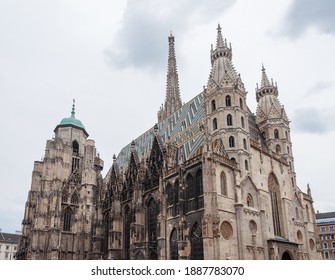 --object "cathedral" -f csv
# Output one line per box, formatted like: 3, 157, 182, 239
17, 25, 320, 260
